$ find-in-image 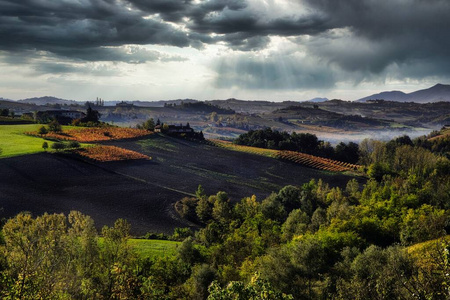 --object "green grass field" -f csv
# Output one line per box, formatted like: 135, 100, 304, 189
0, 124, 83, 158
97, 238, 180, 259
129, 239, 180, 259
0, 124, 56, 158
